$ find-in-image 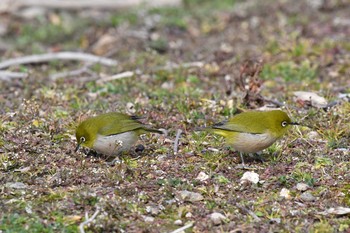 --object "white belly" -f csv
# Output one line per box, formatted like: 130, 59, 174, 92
232, 132, 277, 153
93, 131, 138, 156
